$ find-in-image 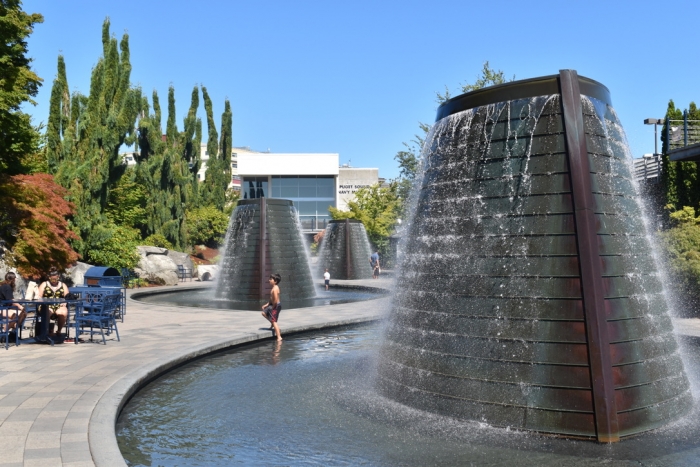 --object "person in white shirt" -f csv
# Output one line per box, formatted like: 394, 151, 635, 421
24, 274, 40, 300
323, 269, 330, 291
